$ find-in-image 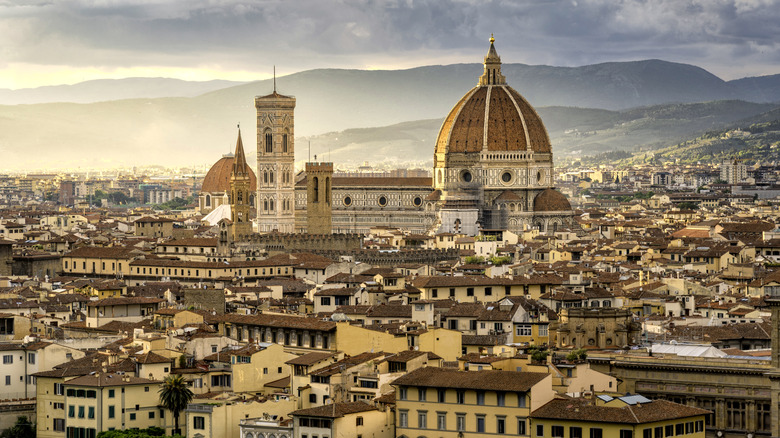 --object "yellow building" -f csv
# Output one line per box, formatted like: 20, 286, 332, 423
185, 396, 296, 438
134, 216, 175, 238
531, 395, 709, 438
61, 373, 165, 438
413, 275, 563, 301
392, 367, 554, 437
230, 343, 295, 394
291, 401, 393, 438
61, 246, 140, 277
334, 323, 462, 362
